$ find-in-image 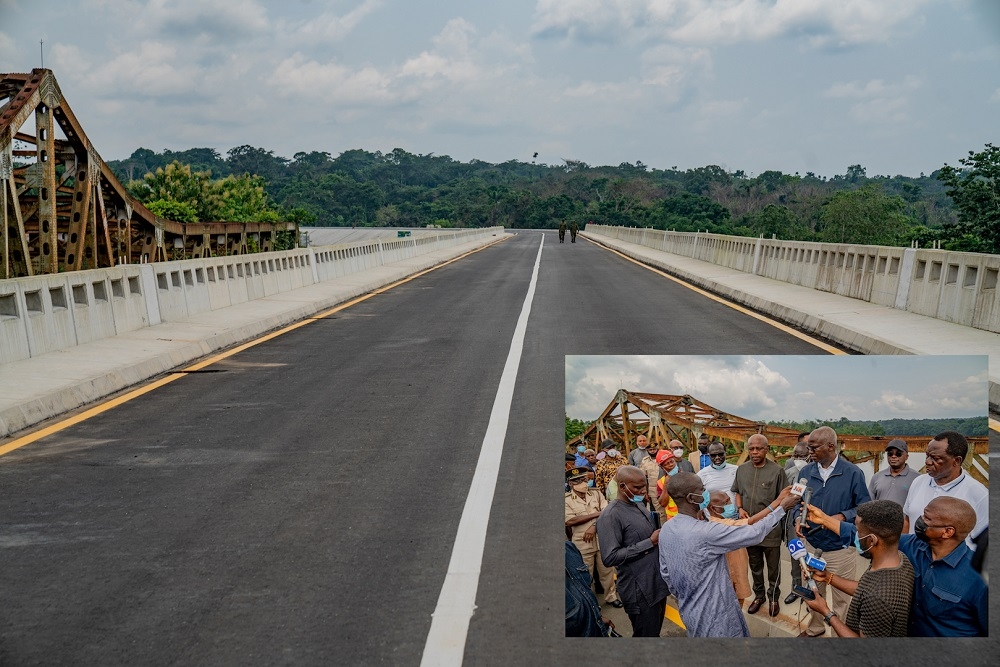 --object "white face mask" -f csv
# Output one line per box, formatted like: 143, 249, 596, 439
793, 459, 807, 470
673, 449, 684, 458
